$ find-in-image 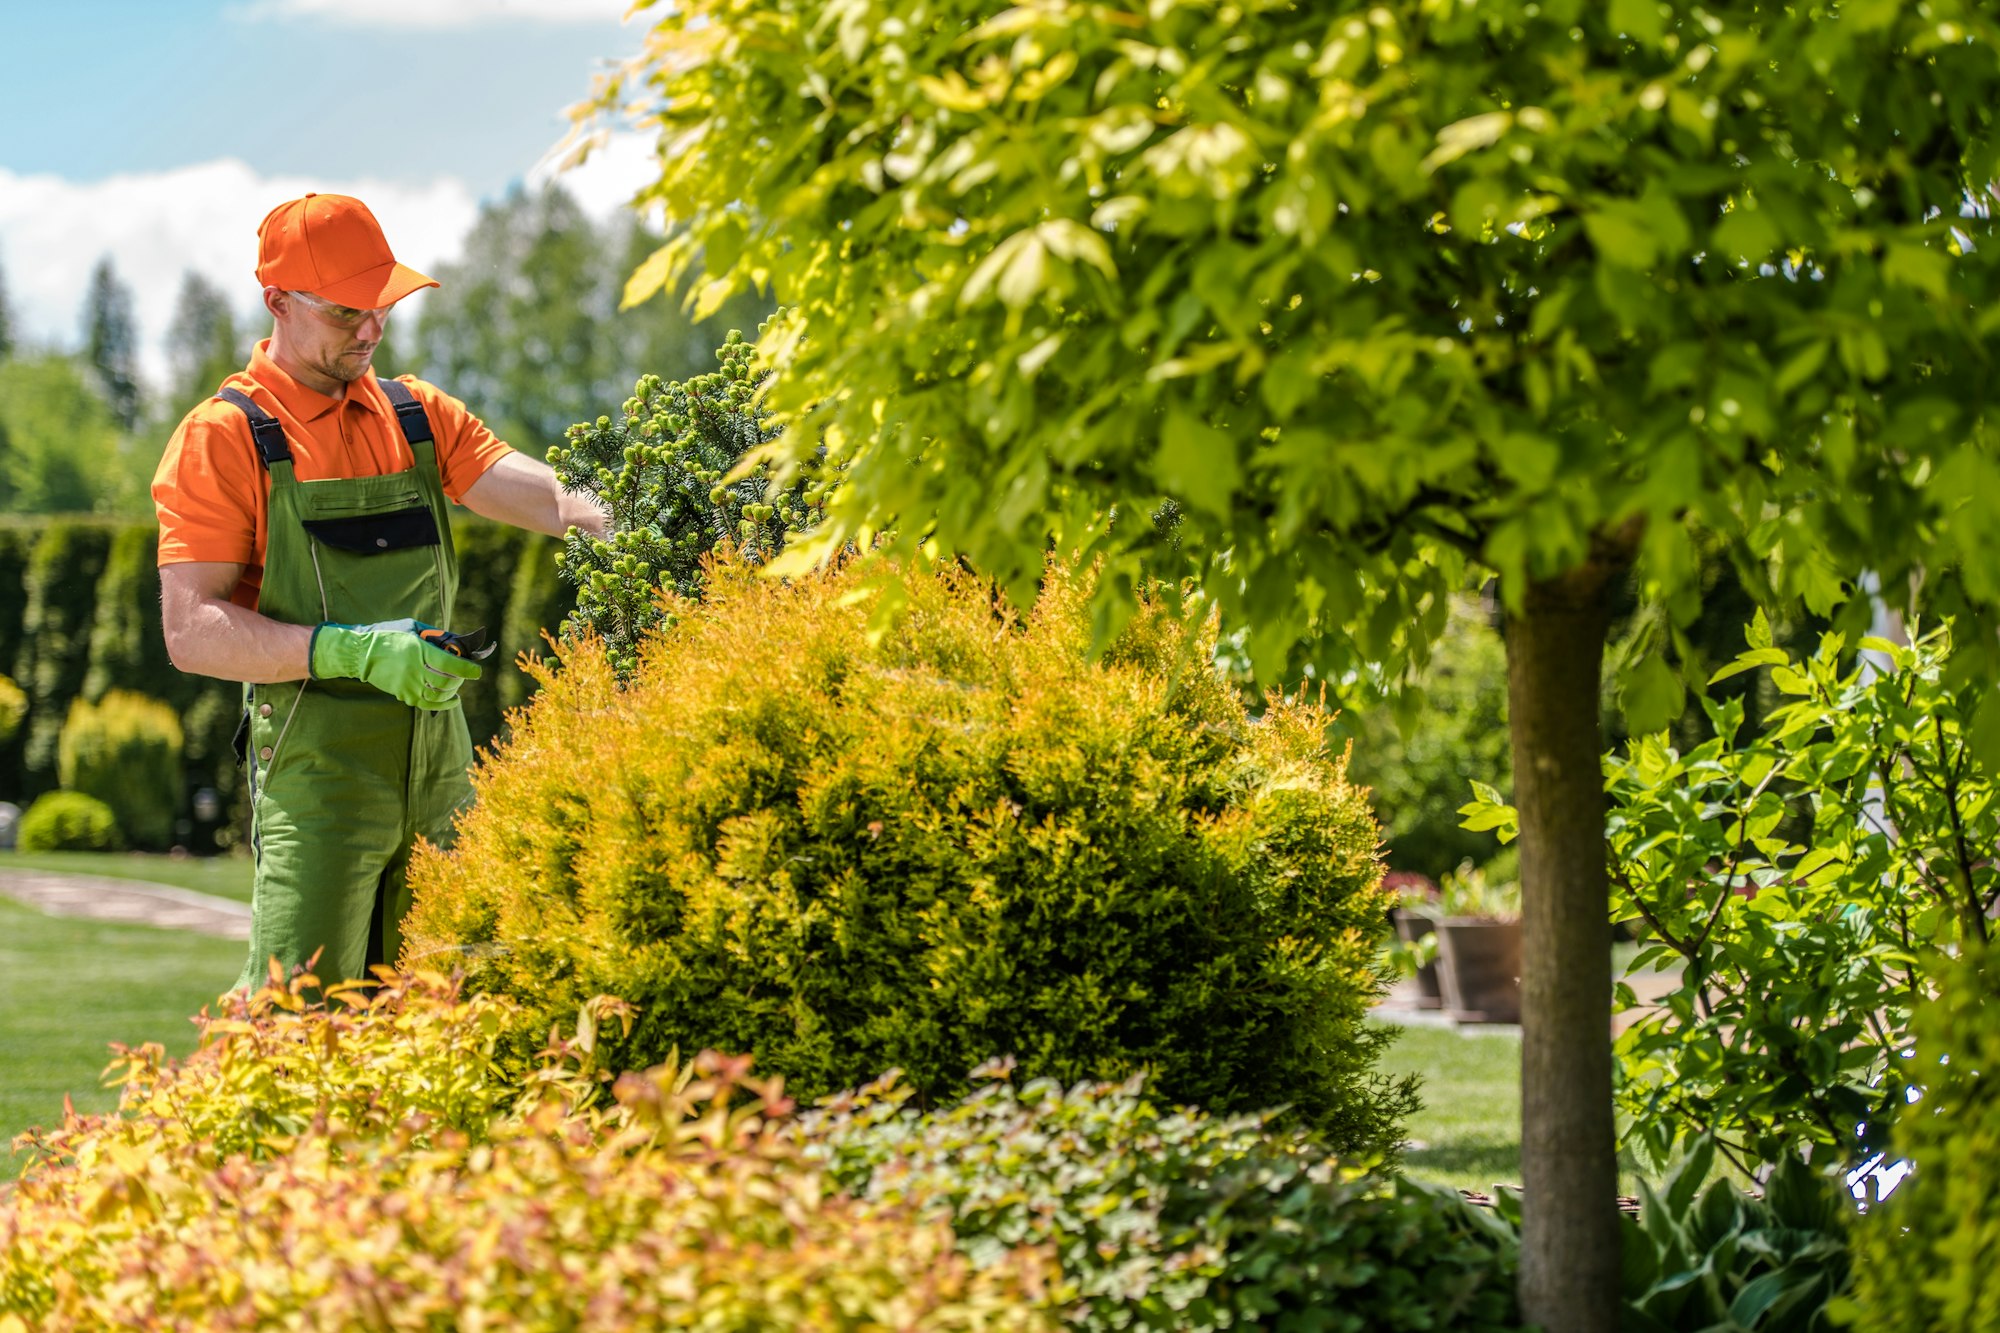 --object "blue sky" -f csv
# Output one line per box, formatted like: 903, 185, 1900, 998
0, 0, 658, 381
